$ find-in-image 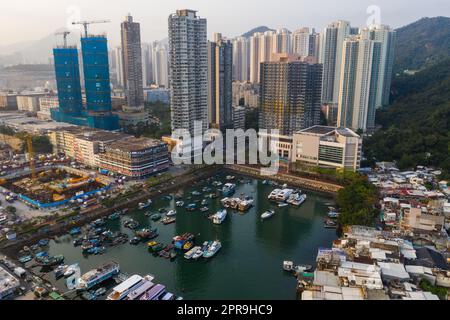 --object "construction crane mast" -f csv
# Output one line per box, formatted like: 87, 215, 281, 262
71, 20, 110, 38
55, 31, 71, 47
